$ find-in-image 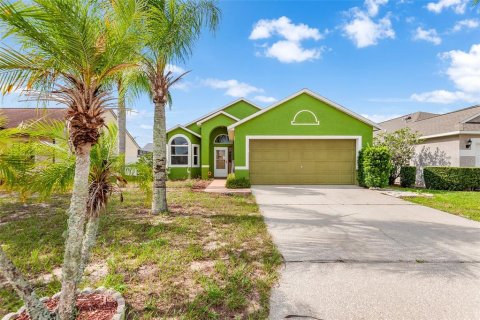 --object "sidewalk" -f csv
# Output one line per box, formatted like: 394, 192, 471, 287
204, 179, 251, 195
